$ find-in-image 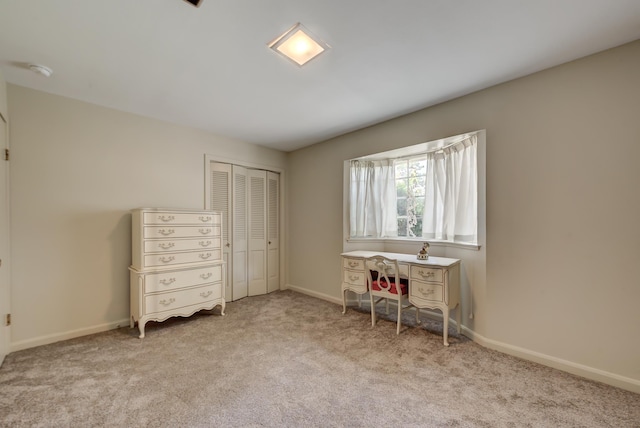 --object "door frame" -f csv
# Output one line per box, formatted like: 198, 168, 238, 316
204, 154, 286, 296
0, 111, 10, 366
